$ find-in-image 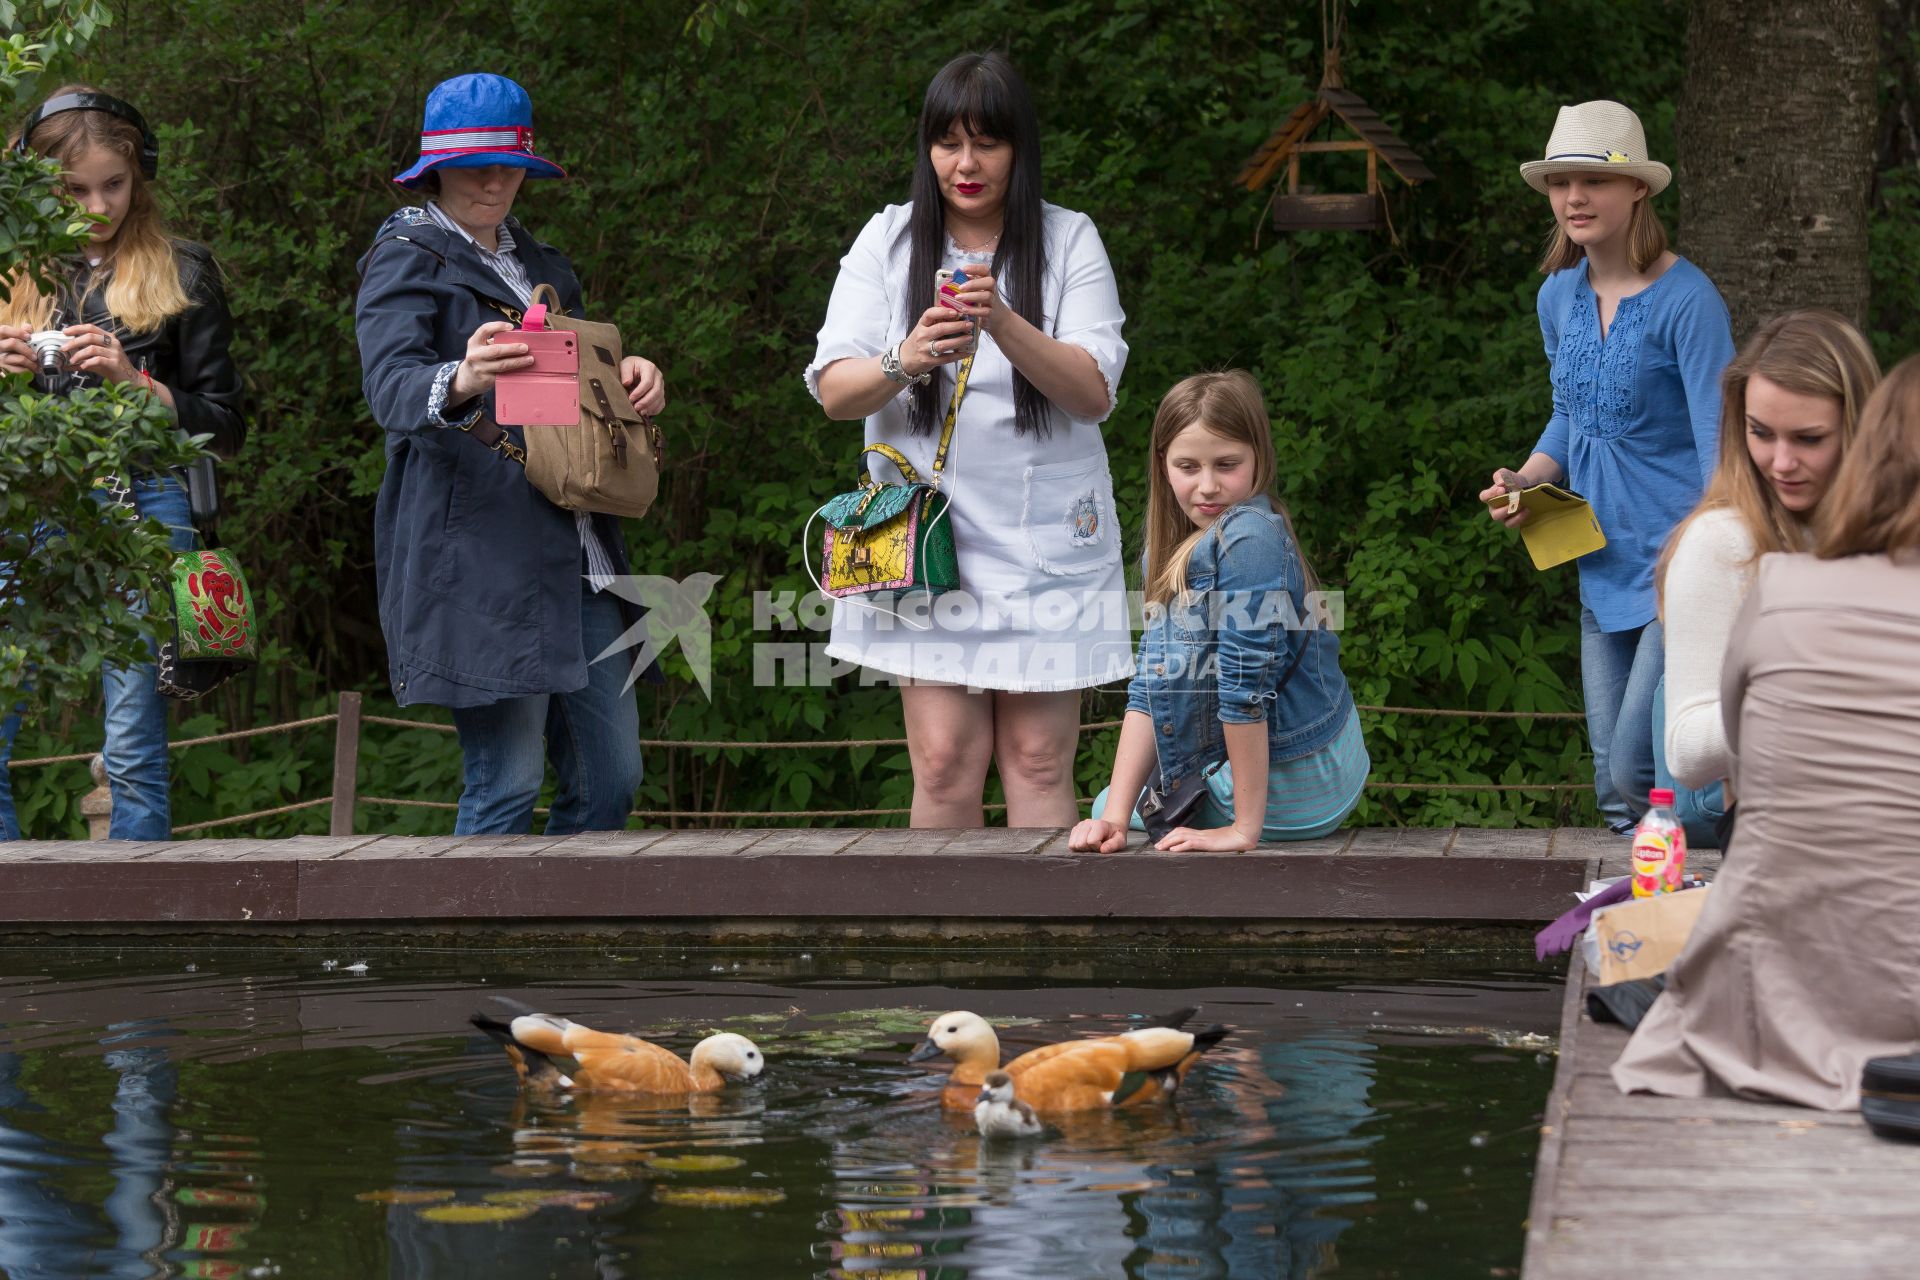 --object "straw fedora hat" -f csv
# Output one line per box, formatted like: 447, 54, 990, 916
1519, 100, 1670, 196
